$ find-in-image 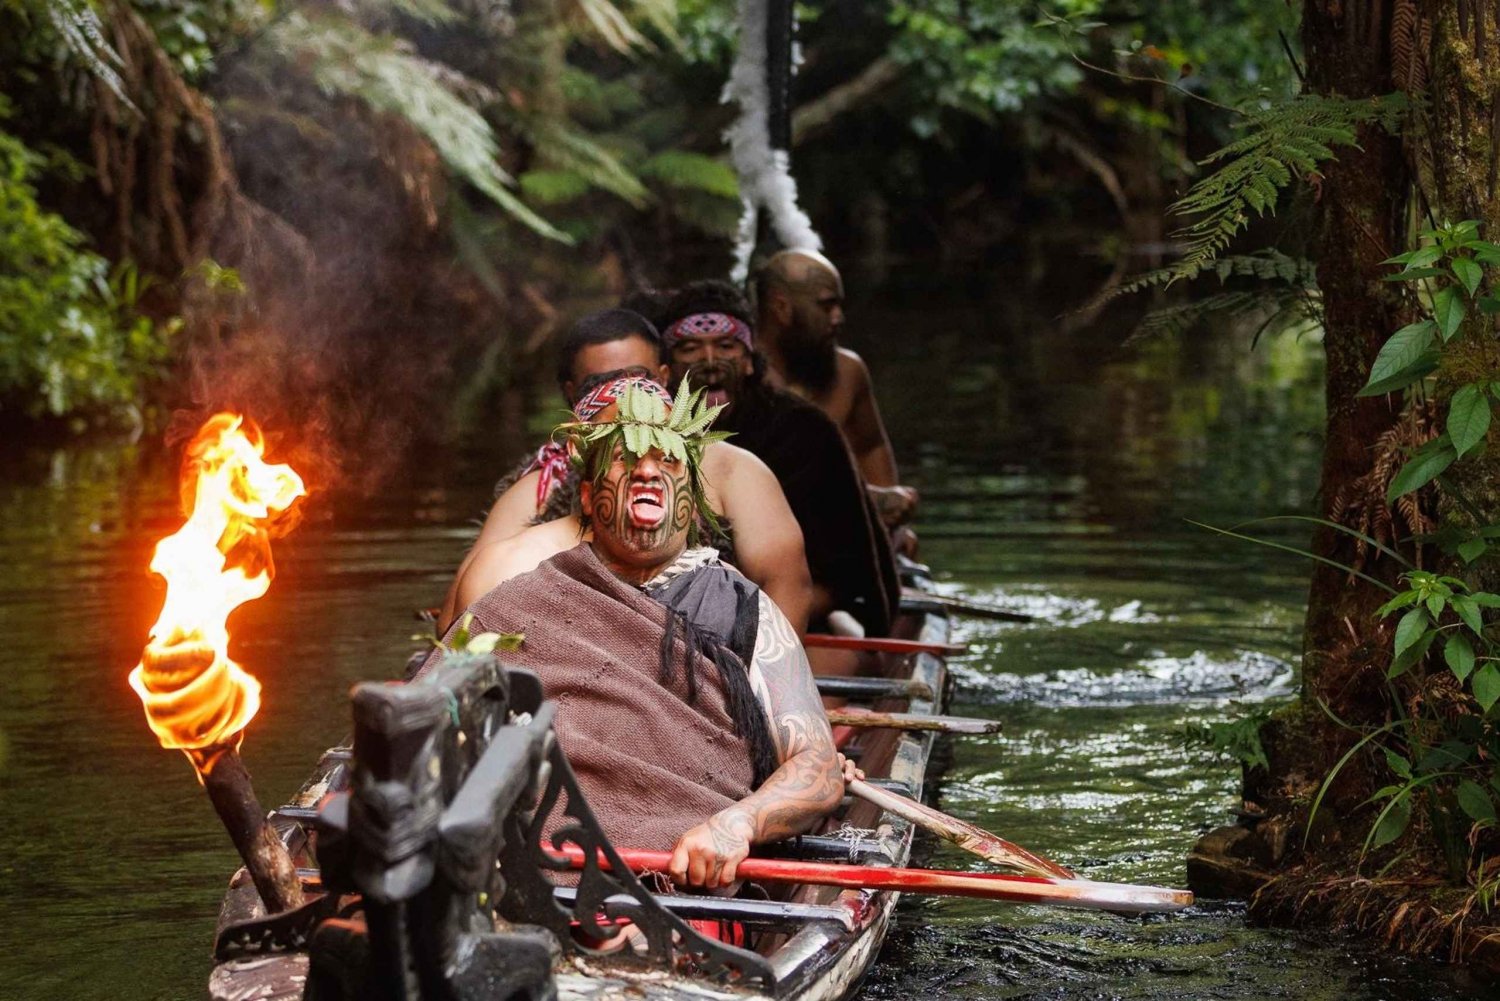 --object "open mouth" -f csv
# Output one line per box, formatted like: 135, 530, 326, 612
627, 482, 666, 528
704, 388, 729, 408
